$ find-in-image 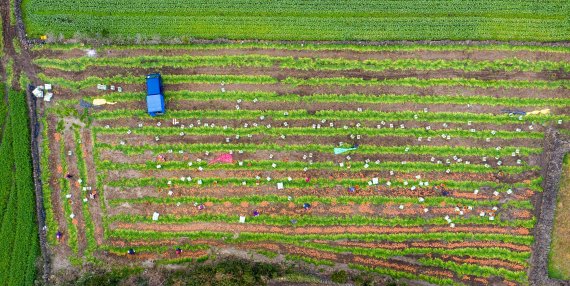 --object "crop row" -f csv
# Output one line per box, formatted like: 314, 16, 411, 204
40, 117, 58, 245
285, 254, 335, 266
73, 129, 97, 259
305, 242, 528, 281
90, 109, 567, 125
32, 42, 570, 53
108, 212, 536, 228
93, 125, 545, 140
349, 263, 456, 286
104, 229, 530, 265
55, 121, 79, 256
417, 257, 526, 283
95, 142, 541, 157
38, 73, 570, 91
105, 176, 542, 193
34, 55, 570, 72
76, 90, 570, 107
97, 159, 534, 174
0, 90, 39, 286
107, 194, 534, 209
108, 229, 535, 246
